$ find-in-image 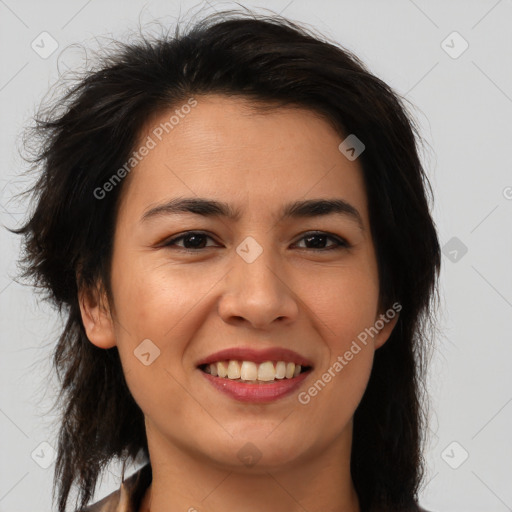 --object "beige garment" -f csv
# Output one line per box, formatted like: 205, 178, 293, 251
80, 464, 151, 512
